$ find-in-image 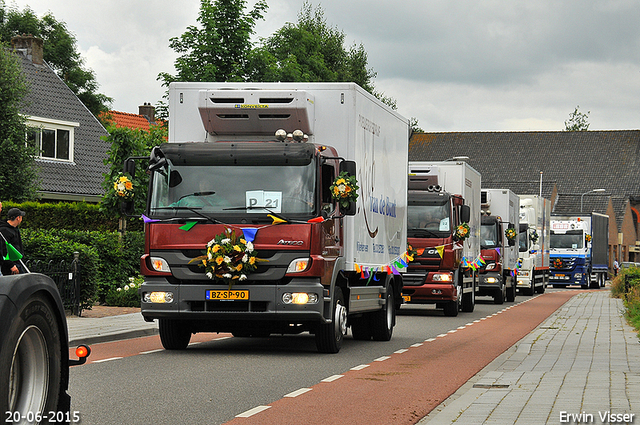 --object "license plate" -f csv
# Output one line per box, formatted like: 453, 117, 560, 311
555, 274, 565, 277
206, 290, 249, 300
403, 295, 411, 302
